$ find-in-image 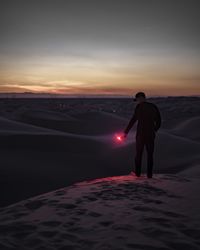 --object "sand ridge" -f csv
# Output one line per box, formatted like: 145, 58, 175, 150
0, 174, 200, 250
